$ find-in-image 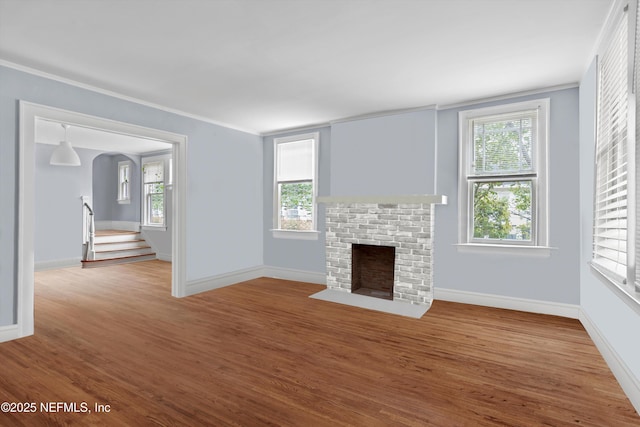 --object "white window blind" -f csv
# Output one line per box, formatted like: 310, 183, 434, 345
472, 111, 536, 176
276, 139, 313, 182
594, 11, 629, 281
143, 161, 164, 183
